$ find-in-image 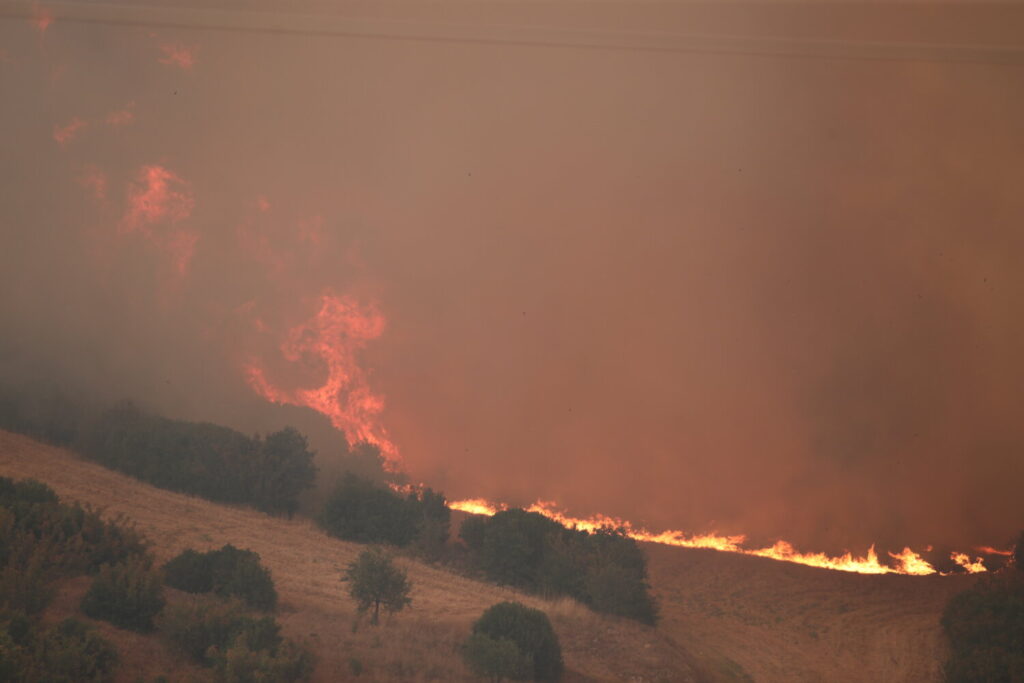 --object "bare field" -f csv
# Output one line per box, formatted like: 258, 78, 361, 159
0, 430, 971, 682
